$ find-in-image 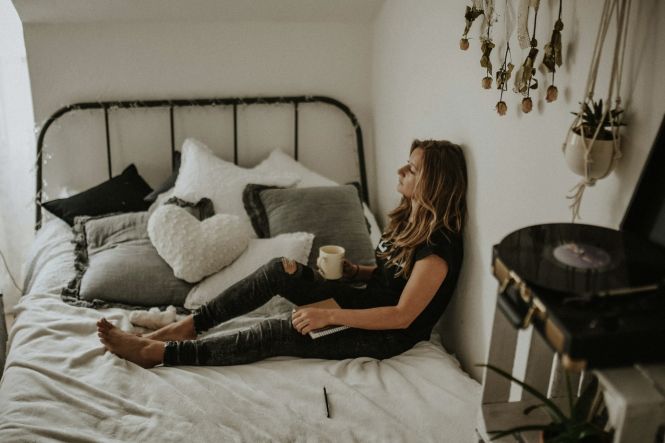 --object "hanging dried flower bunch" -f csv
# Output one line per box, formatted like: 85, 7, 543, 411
513, 0, 540, 114
461, 1, 484, 50
542, 0, 564, 102
480, 39, 495, 89
479, 0, 496, 88
495, 44, 514, 116
460, 0, 570, 116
